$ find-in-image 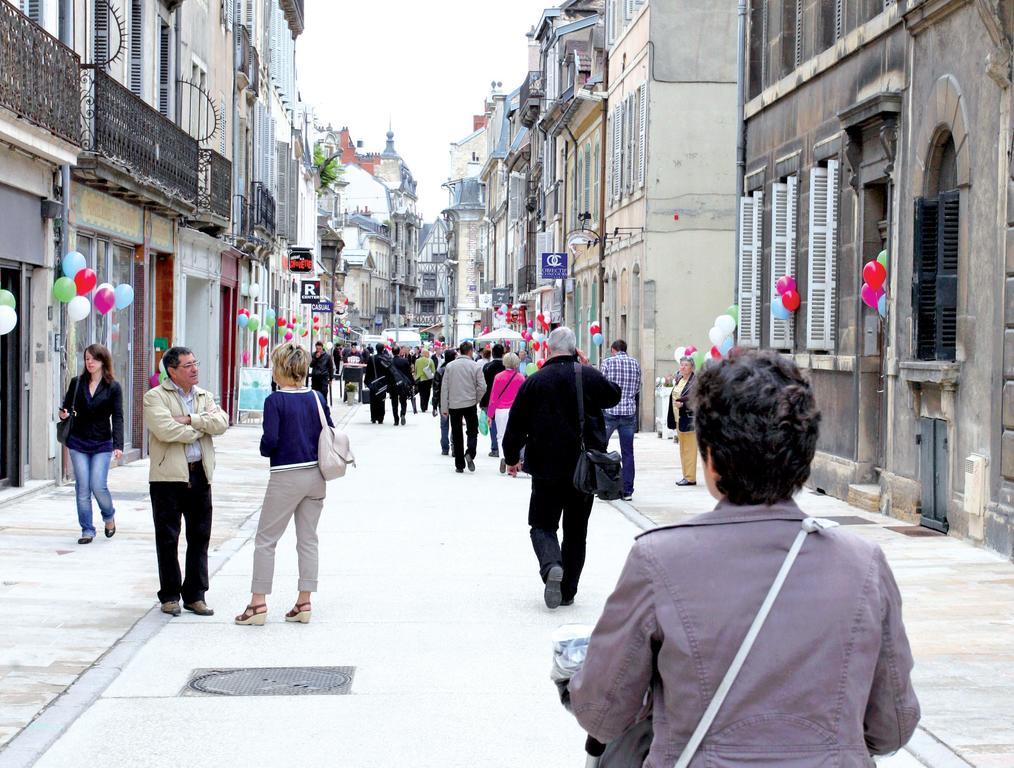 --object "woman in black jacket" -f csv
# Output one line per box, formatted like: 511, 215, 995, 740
666, 356, 697, 486
59, 344, 124, 544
